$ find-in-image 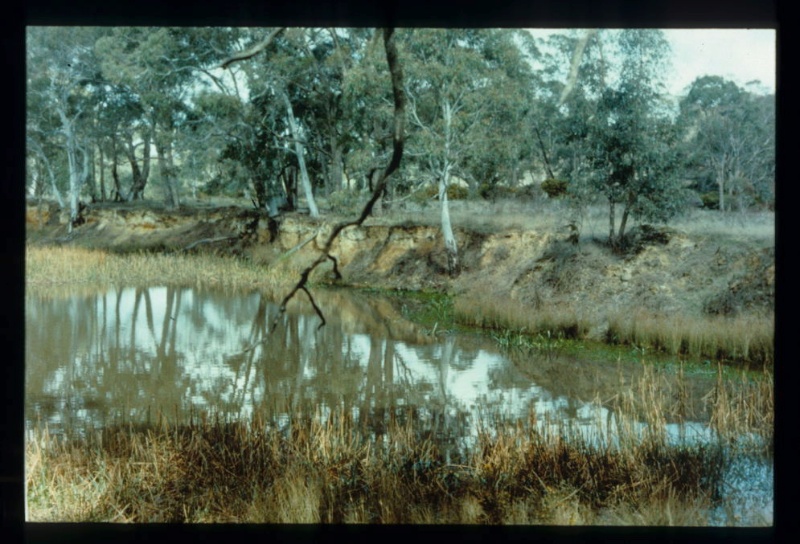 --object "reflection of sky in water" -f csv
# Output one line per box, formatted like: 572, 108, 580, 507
26, 286, 773, 525
25, 286, 767, 453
